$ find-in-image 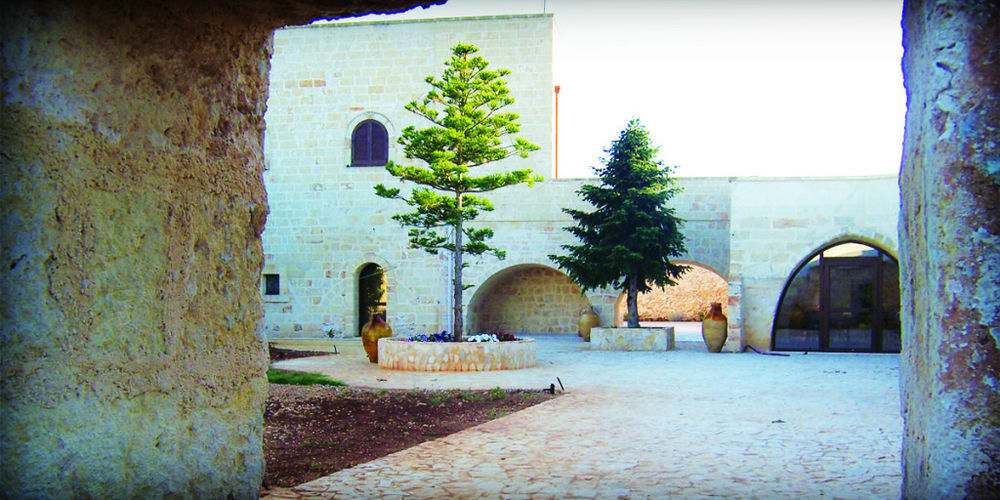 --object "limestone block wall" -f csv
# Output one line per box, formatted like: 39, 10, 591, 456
469, 265, 590, 334
262, 14, 555, 338
668, 177, 733, 278
729, 175, 900, 349
899, 0, 1000, 495
0, 0, 438, 496
463, 176, 733, 334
